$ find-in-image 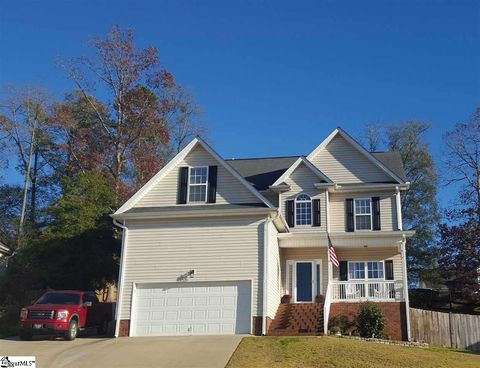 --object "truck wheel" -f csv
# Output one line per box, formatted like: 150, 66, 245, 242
64, 319, 78, 341
19, 331, 32, 341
